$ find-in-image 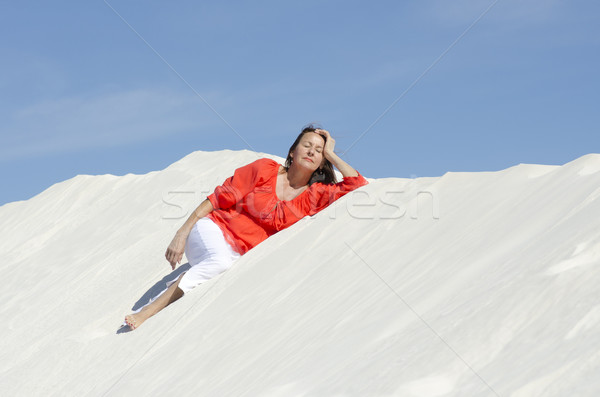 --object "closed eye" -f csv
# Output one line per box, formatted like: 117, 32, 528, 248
304, 142, 323, 153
